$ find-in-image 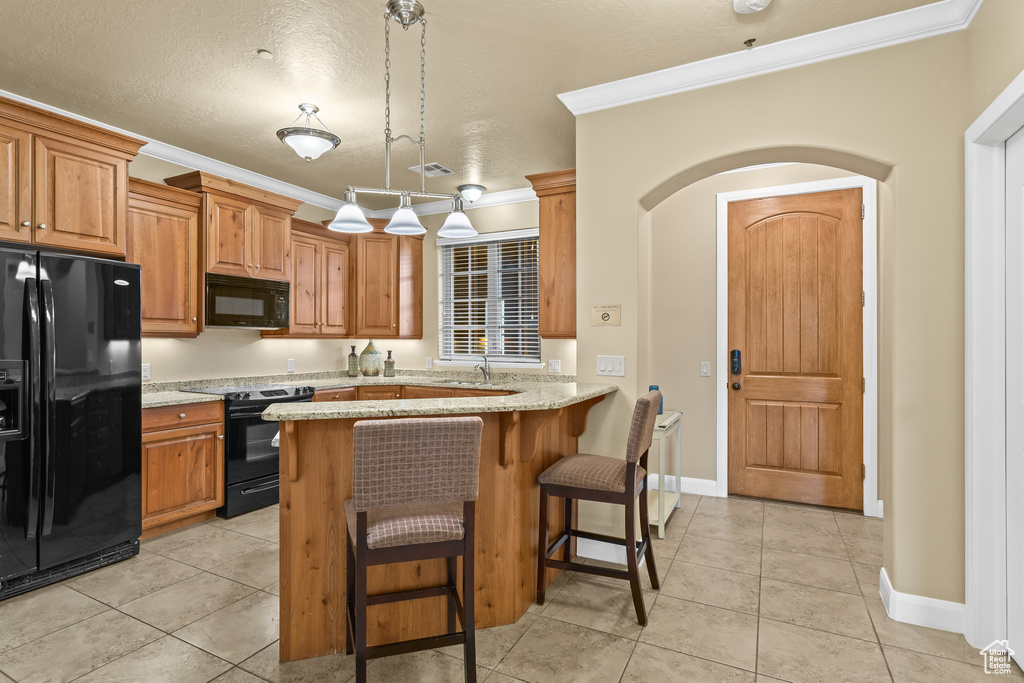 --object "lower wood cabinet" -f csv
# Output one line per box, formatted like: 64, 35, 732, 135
358, 386, 402, 401
313, 387, 358, 402
141, 402, 224, 539
402, 385, 454, 399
